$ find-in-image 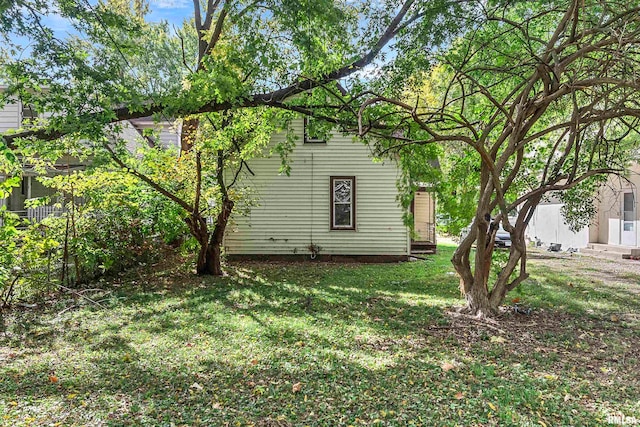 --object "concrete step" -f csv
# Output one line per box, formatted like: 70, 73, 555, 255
580, 248, 627, 260
586, 243, 637, 254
